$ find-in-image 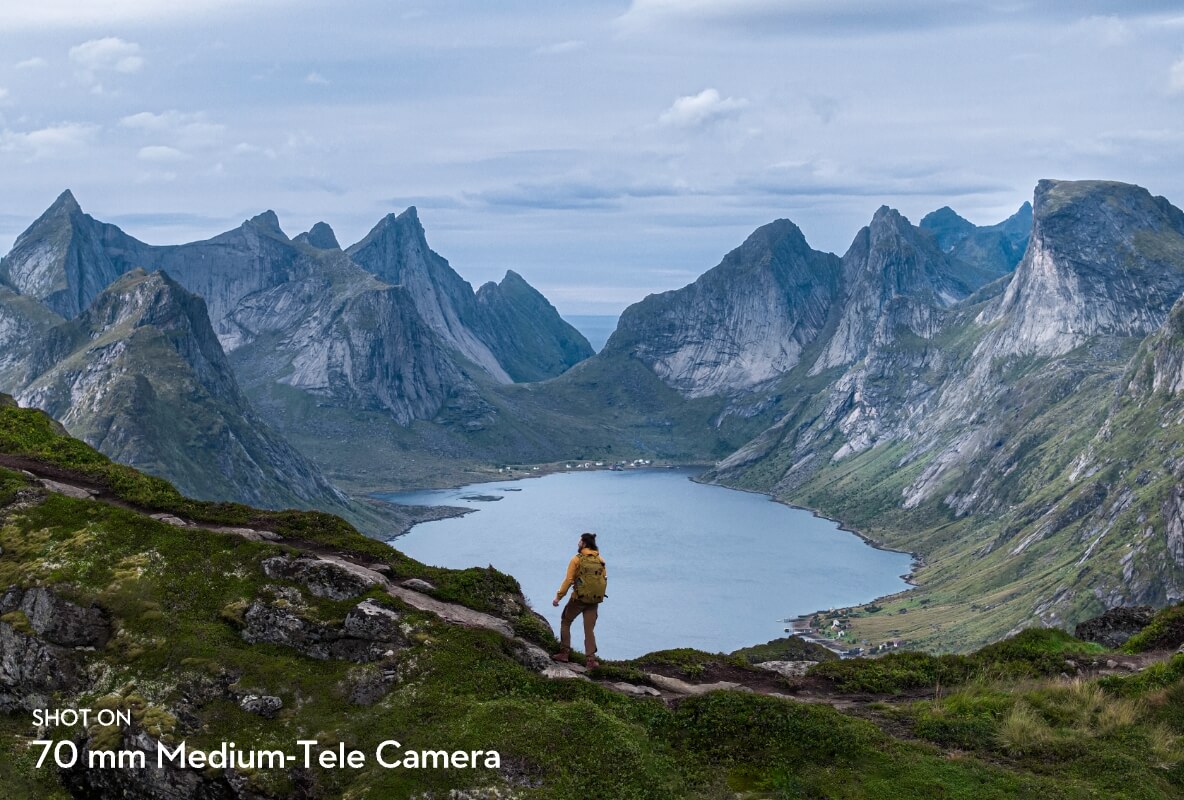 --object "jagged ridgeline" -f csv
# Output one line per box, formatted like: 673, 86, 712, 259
2, 401, 1183, 798
0, 192, 594, 503
5, 179, 1184, 654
